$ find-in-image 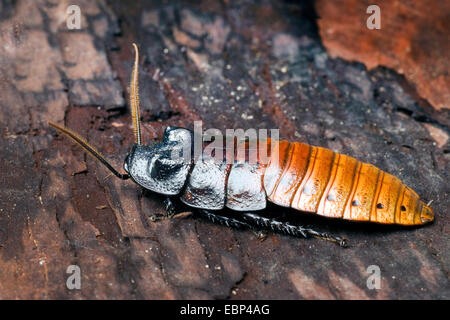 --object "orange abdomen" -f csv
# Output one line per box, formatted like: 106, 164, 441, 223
263, 140, 434, 226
